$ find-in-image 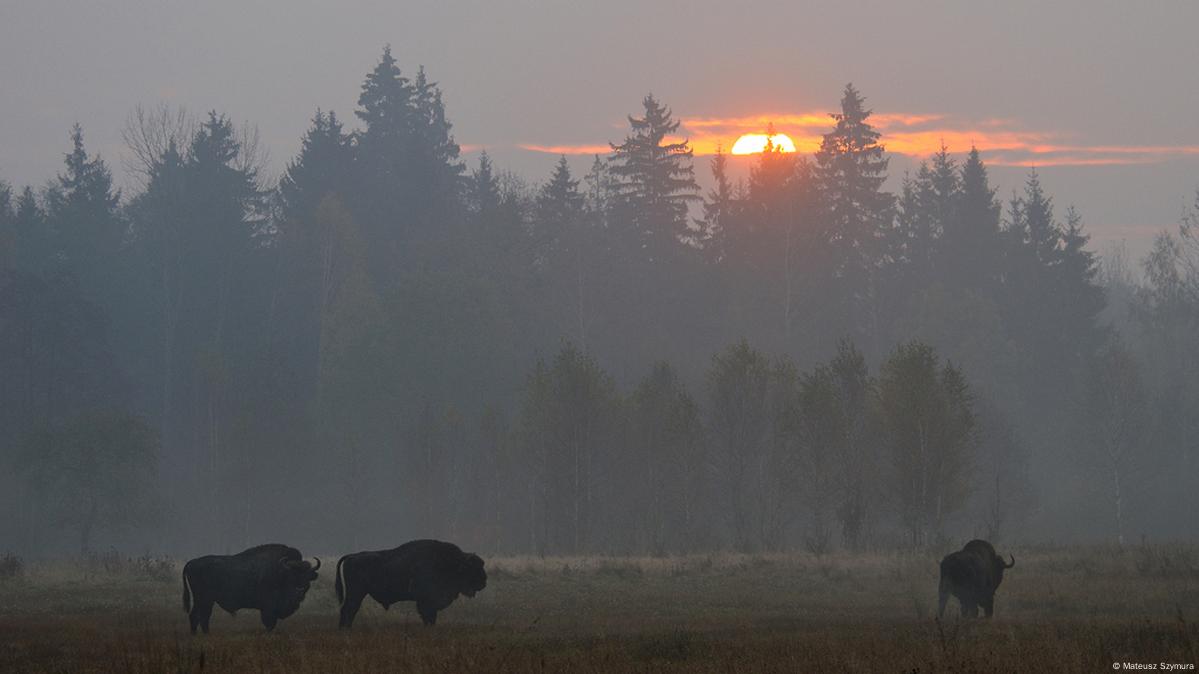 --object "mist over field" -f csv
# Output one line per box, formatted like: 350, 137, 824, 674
1, 2, 1198, 672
